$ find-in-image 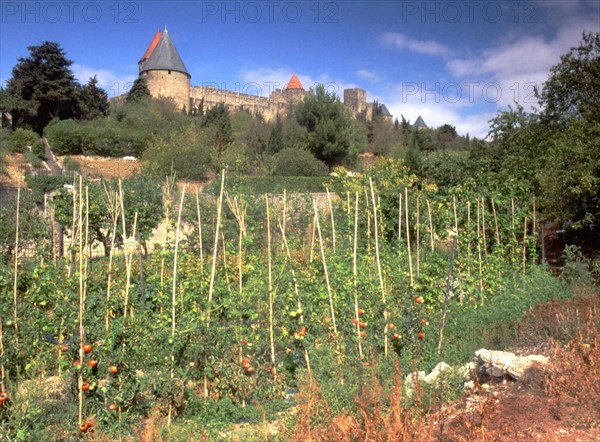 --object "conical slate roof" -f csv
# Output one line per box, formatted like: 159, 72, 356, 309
140, 29, 190, 78
379, 103, 392, 117
413, 115, 428, 129
286, 74, 304, 90
140, 29, 162, 63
